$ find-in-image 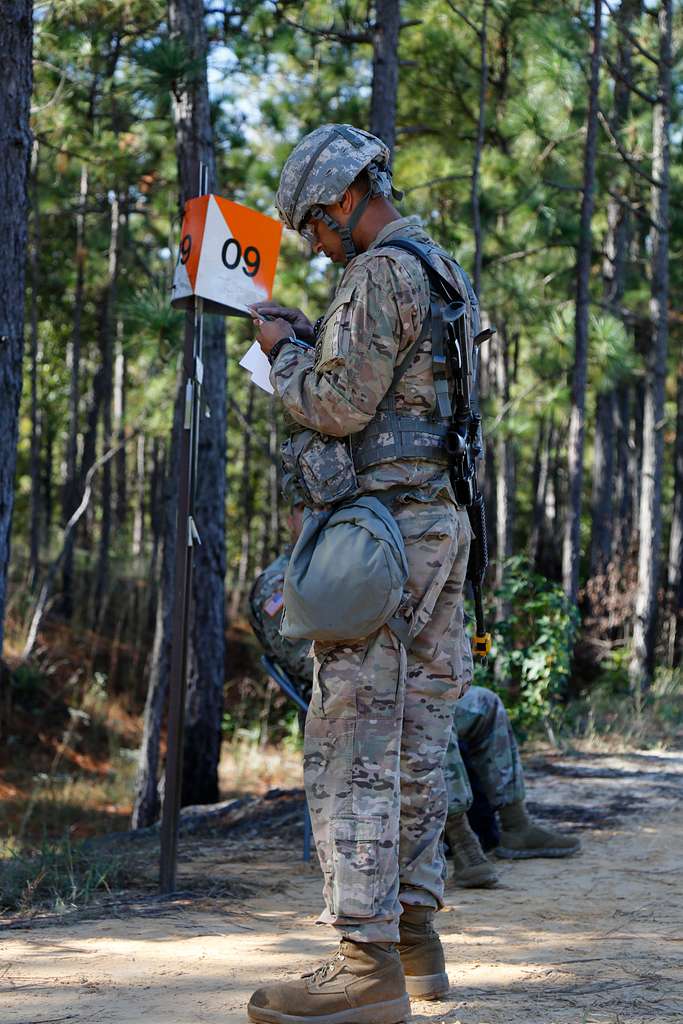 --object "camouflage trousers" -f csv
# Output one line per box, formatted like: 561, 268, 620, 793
445, 686, 525, 816
304, 498, 473, 943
